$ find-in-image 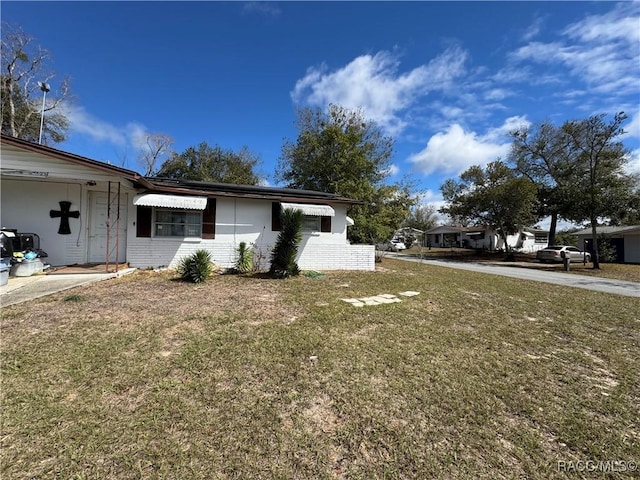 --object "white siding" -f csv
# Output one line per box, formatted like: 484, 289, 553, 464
1, 177, 134, 266
1, 145, 133, 183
